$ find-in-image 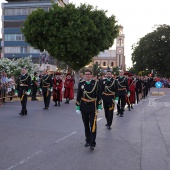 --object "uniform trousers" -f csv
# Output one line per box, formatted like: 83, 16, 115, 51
19, 89, 28, 114
117, 95, 126, 115
42, 89, 51, 108
32, 85, 37, 100
81, 102, 97, 147
103, 100, 114, 126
